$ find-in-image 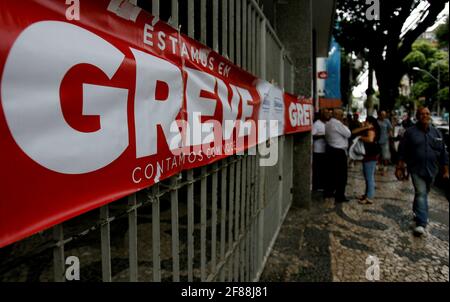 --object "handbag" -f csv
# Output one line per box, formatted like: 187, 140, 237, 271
349, 136, 366, 160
